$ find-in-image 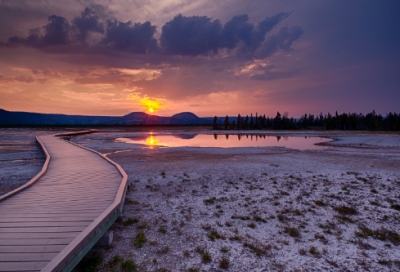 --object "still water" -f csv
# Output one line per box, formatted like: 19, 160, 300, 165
115, 134, 333, 150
